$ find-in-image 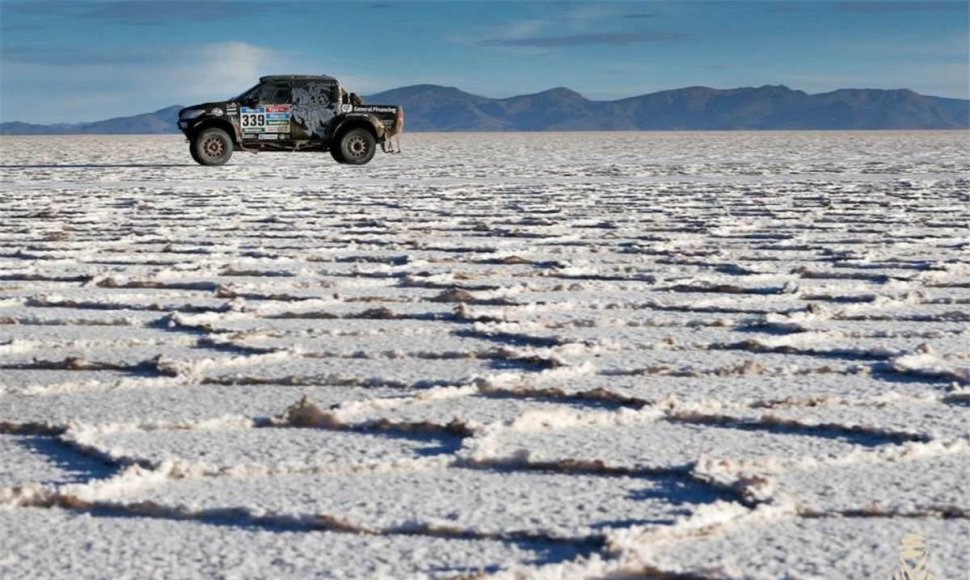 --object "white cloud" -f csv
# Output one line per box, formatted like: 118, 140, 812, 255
144, 42, 288, 104
0, 39, 441, 123
505, 19, 549, 39
1, 42, 306, 123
